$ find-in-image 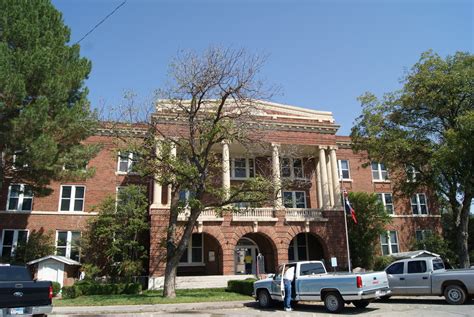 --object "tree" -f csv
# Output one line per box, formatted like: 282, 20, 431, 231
82, 185, 149, 280
13, 229, 55, 264
412, 232, 456, 264
351, 51, 473, 267
0, 0, 99, 194
347, 192, 392, 269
